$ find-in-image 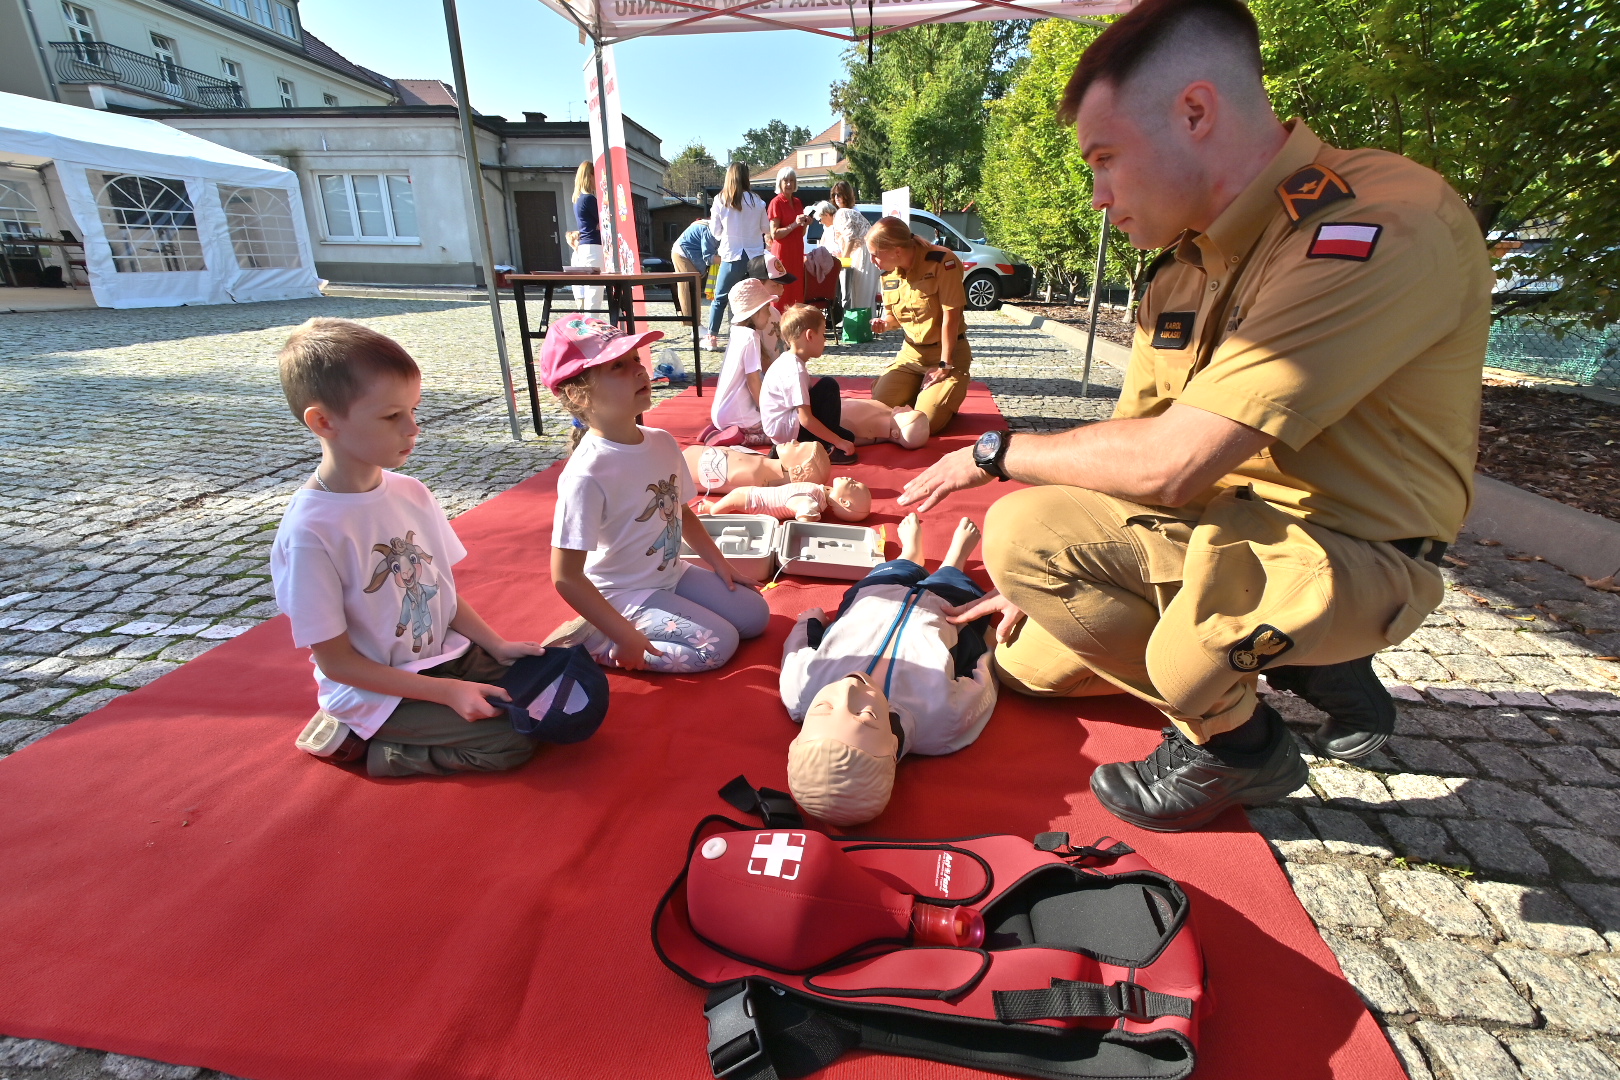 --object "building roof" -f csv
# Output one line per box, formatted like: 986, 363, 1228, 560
394, 80, 458, 106
749, 120, 849, 184
298, 30, 398, 95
